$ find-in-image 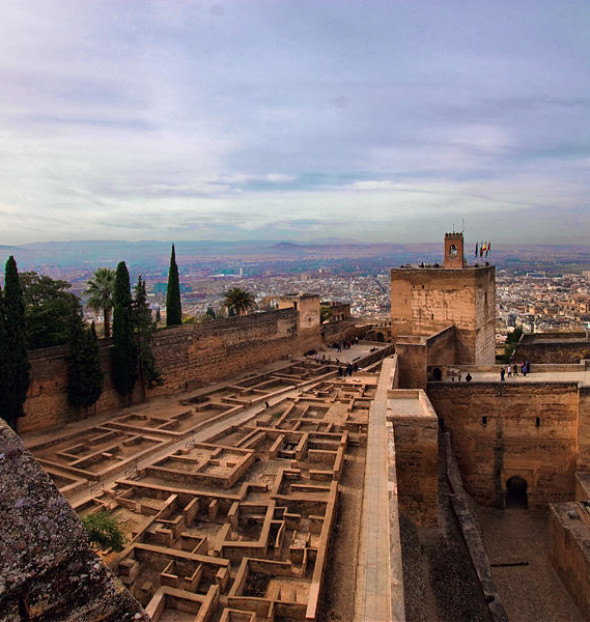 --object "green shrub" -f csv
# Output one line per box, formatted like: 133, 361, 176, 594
81, 510, 126, 552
